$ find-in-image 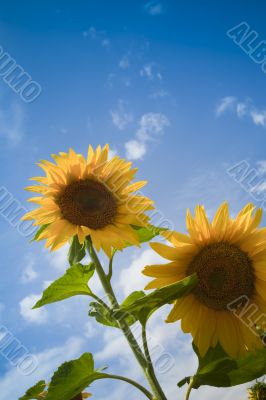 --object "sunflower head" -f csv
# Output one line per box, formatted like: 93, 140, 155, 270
22, 145, 153, 256
143, 202, 266, 358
